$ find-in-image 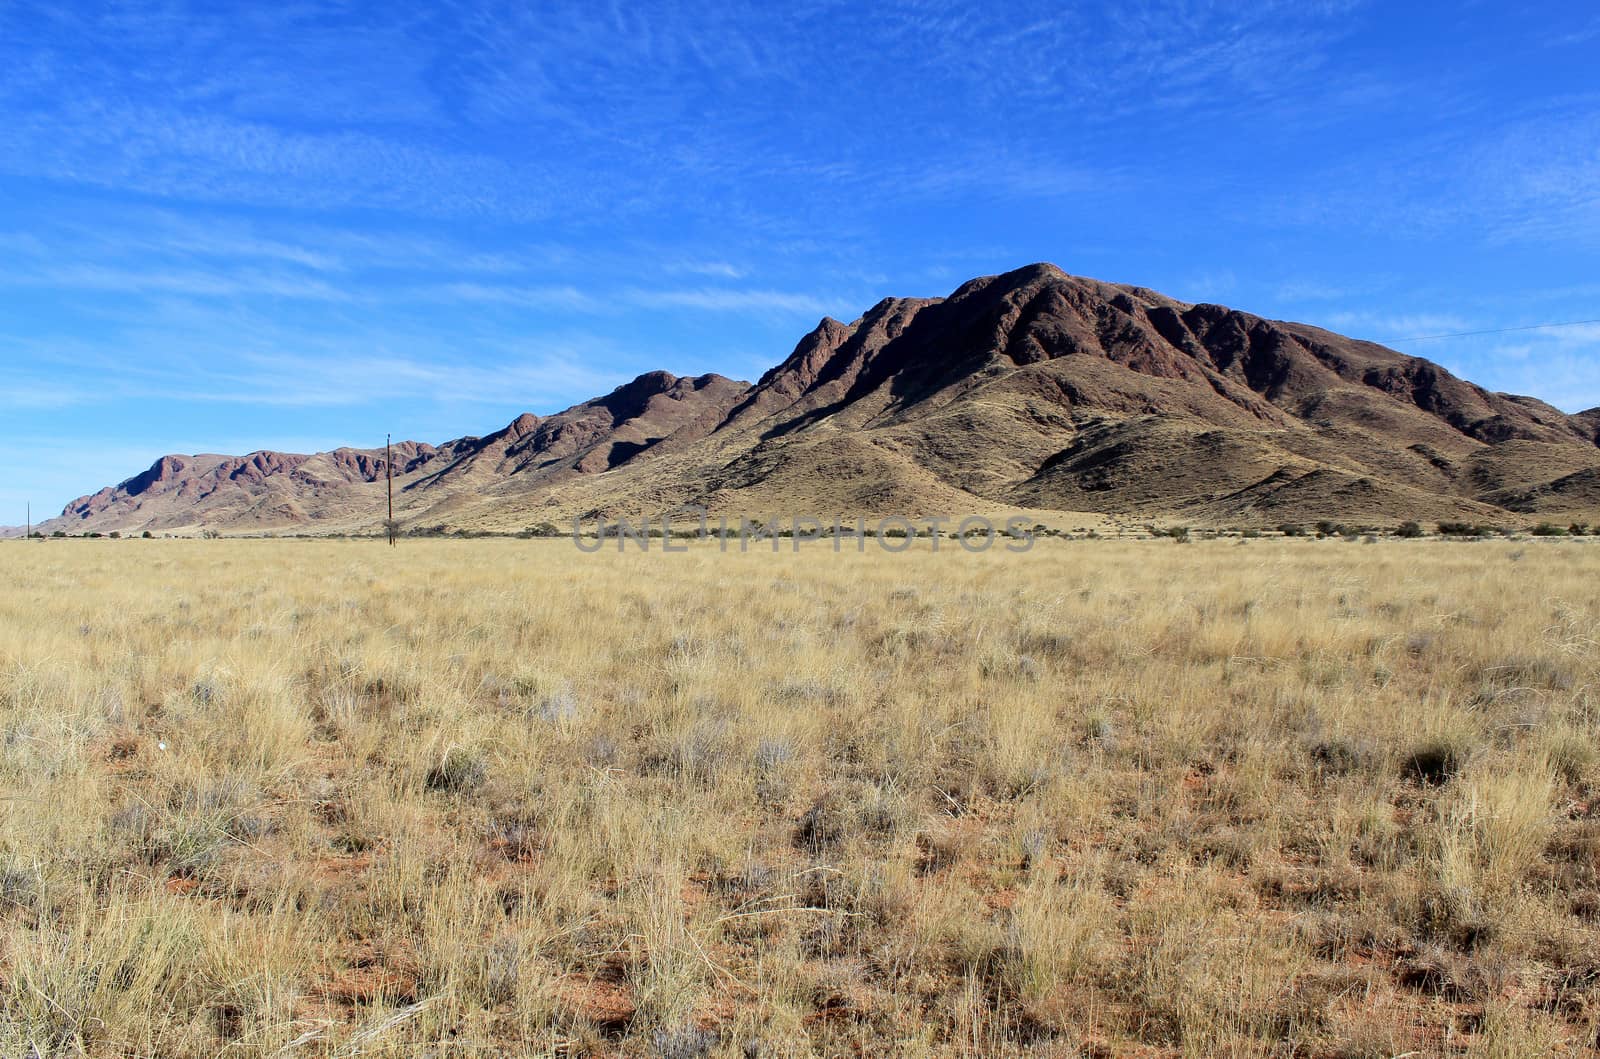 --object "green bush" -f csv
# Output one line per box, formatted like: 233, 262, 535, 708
1395, 521, 1424, 538
1438, 522, 1491, 537
521, 522, 561, 538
